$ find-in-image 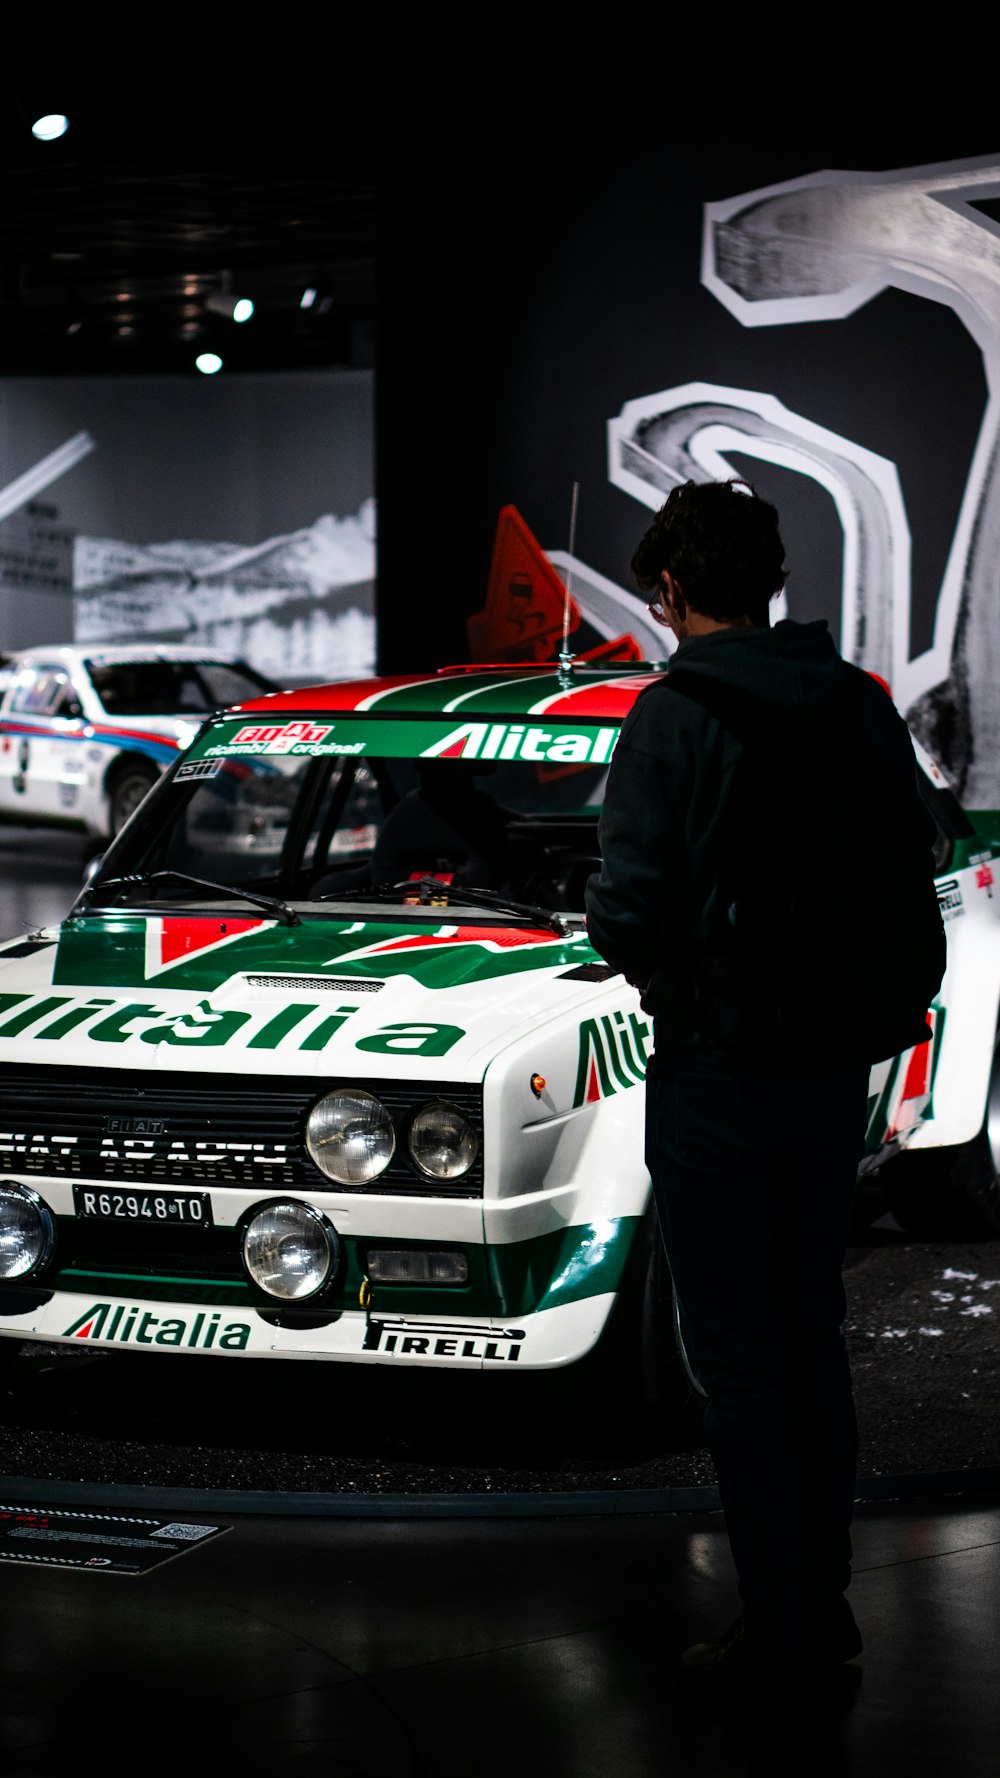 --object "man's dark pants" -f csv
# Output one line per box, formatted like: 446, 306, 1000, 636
645, 1042, 870, 1651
